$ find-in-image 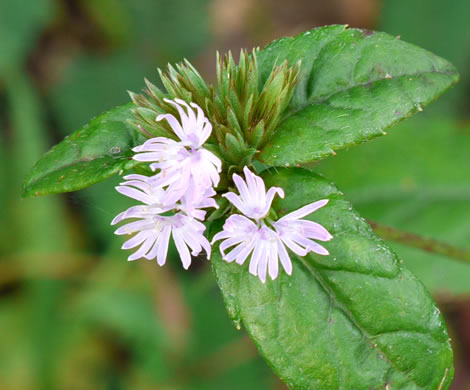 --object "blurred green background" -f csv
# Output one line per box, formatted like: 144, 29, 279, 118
1, 0, 469, 389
